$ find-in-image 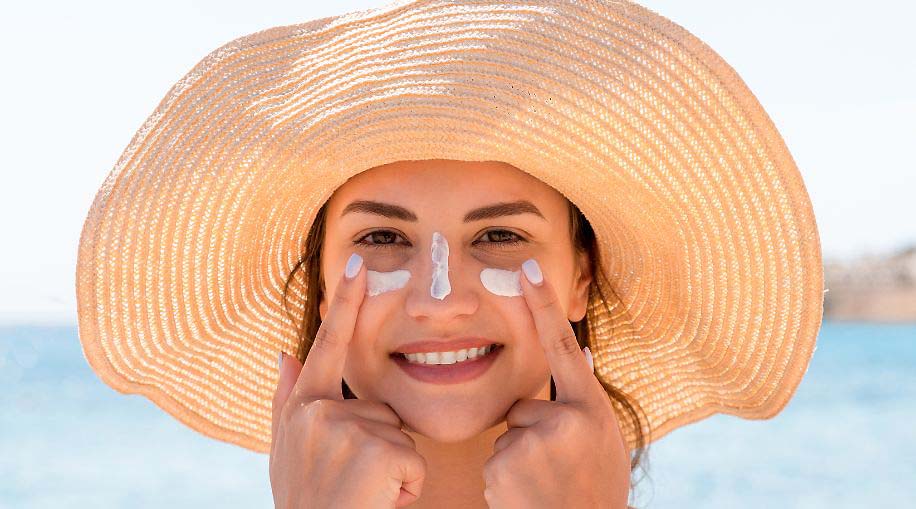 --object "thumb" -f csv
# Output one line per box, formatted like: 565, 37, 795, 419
271, 351, 303, 442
